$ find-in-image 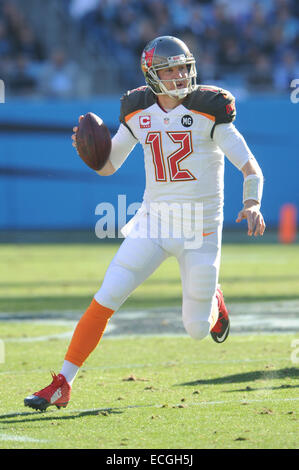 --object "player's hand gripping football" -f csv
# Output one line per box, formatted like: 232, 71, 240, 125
236, 201, 266, 236
71, 115, 84, 150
